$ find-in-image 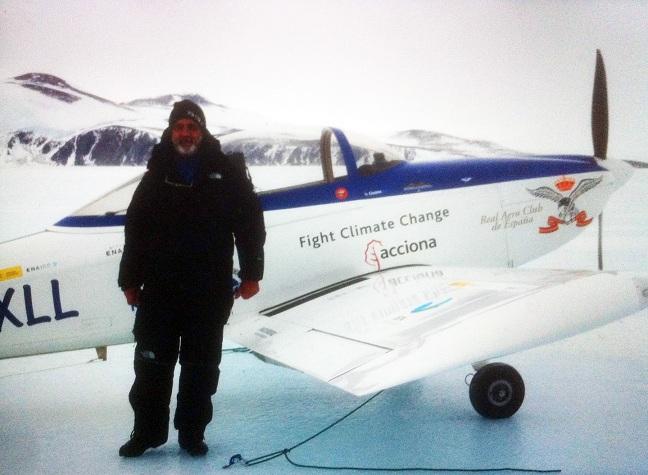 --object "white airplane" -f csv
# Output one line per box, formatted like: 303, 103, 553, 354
1, 51, 646, 419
